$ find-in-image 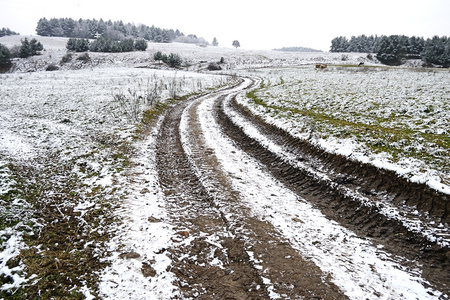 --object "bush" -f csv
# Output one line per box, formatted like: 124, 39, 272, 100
46, 64, 59, 71
60, 53, 73, 64
167, 53, 182, 68
207, 62, 222, 71
76, 53, 91, 63
134, 39, 147, 51
153, 51, 182, 67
